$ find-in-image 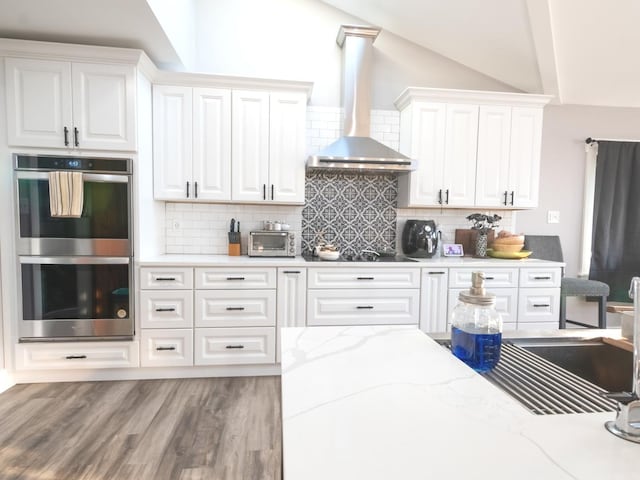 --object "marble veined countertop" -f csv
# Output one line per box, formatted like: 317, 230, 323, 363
281, 326, 637, 480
